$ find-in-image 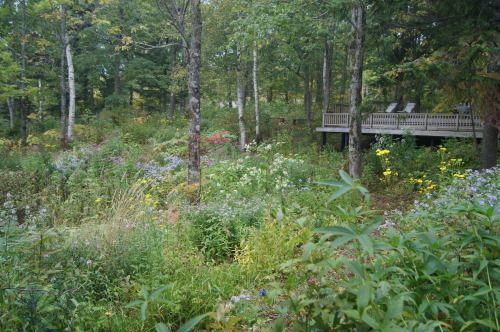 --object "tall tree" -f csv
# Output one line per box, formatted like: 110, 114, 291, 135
348, 2, 365, 178
187, 0, 202, 187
